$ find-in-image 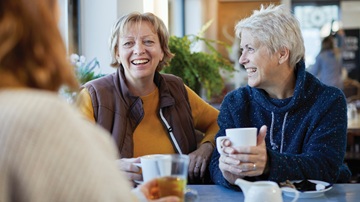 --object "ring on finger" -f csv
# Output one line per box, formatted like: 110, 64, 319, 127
253, 163, 257, 171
